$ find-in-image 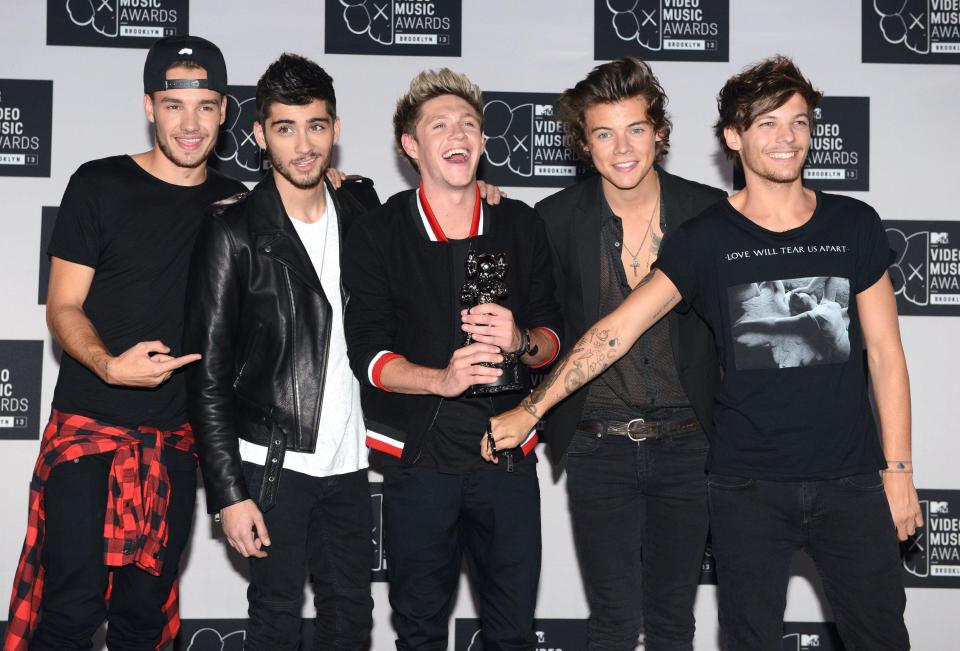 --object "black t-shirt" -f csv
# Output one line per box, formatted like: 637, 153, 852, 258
654, 192, 891, 480
48, 155, 246, 429
421, 237, 535, 473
